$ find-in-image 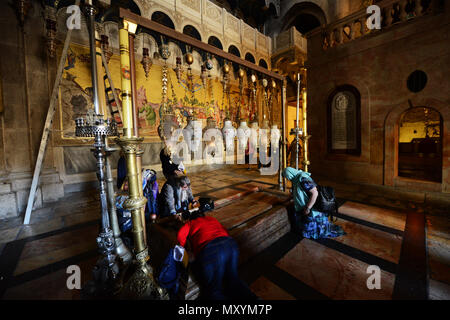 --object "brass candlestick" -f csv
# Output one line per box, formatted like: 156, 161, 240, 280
116, 20, 168, 300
